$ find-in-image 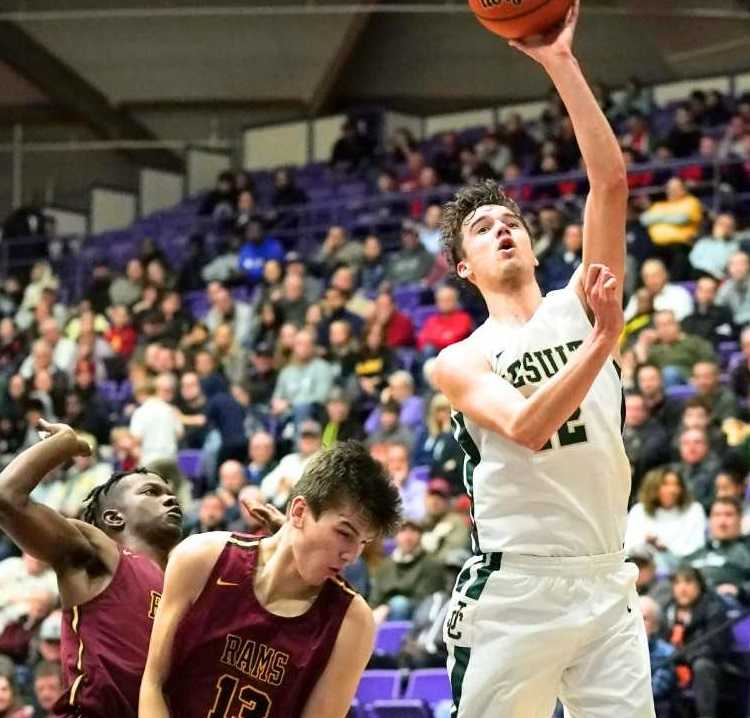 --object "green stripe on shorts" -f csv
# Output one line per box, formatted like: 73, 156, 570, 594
450, 646, 471, 718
